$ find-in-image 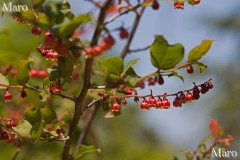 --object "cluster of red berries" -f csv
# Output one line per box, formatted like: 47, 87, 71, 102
0, 118, 23, 148
84, 35, 115, 56
137, 74, 164, 89
48, 82, 63, 94
31, 27, 42, 35
11, 15, 26, 24
174, 0, 201, 9
110, 79, 213, 112
29, 69, 48, 78
37, 31, 69, 60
